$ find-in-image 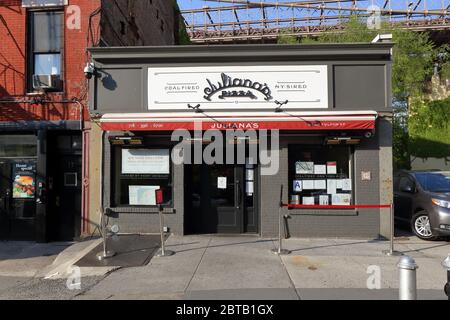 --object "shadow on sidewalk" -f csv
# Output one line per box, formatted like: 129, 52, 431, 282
0, 241, 71, 262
